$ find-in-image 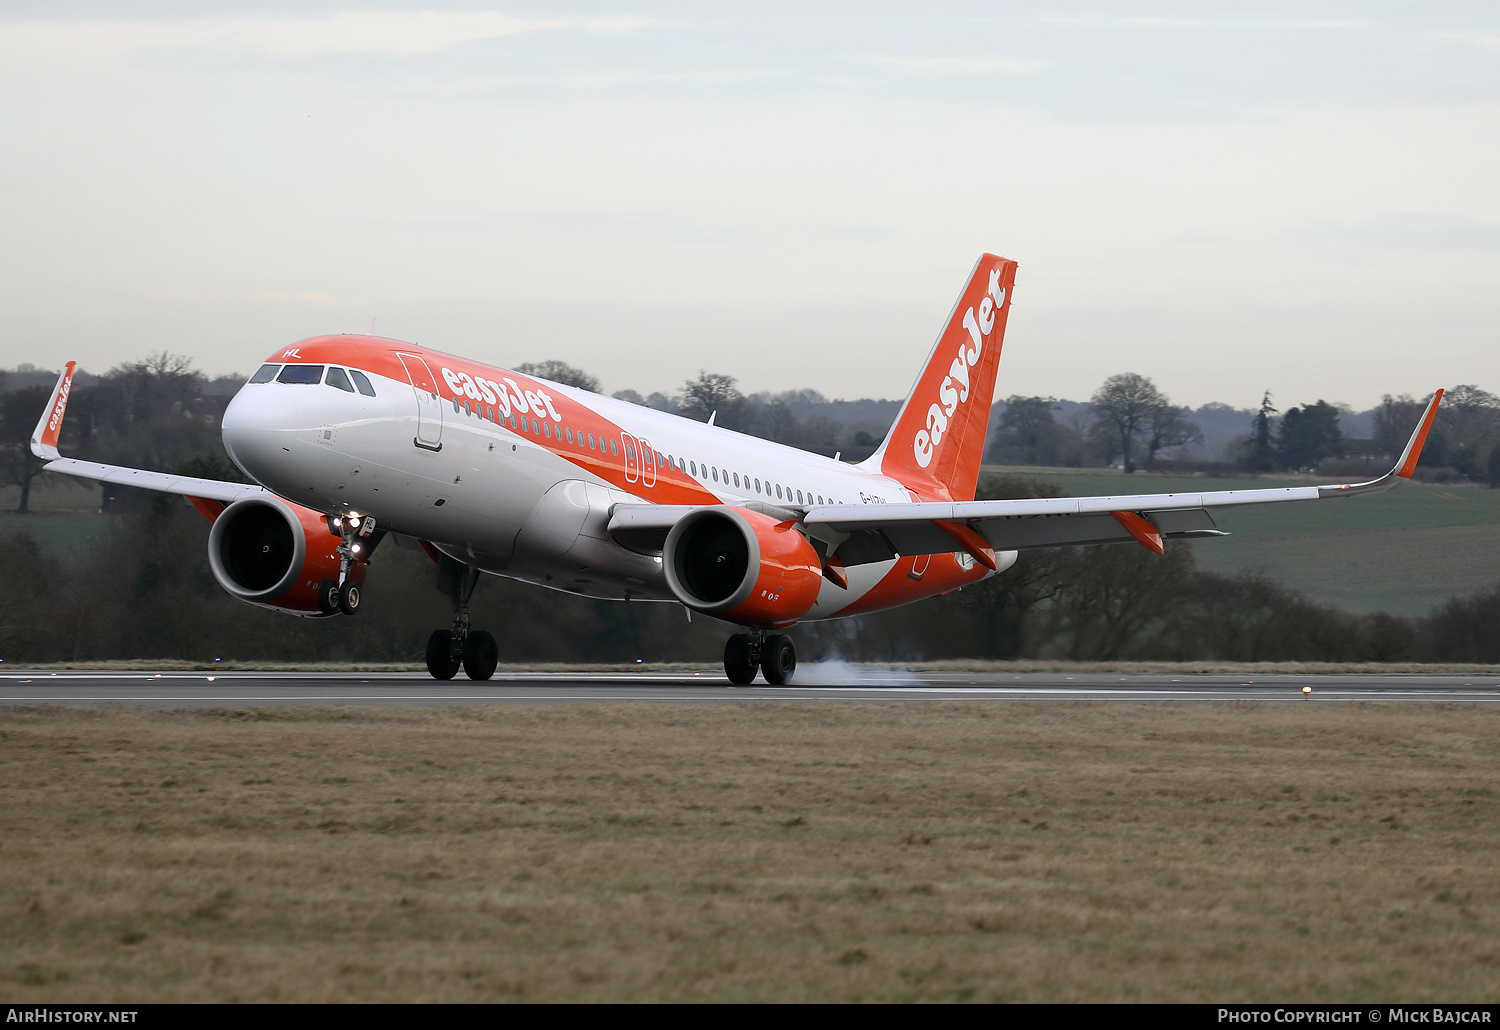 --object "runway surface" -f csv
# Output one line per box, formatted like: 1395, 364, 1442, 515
4, 669, 1500, 706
